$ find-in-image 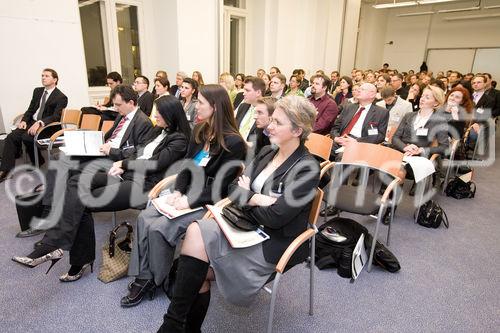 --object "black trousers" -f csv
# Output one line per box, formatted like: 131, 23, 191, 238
0, 127, 39, 171
42, 171, 150, 266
